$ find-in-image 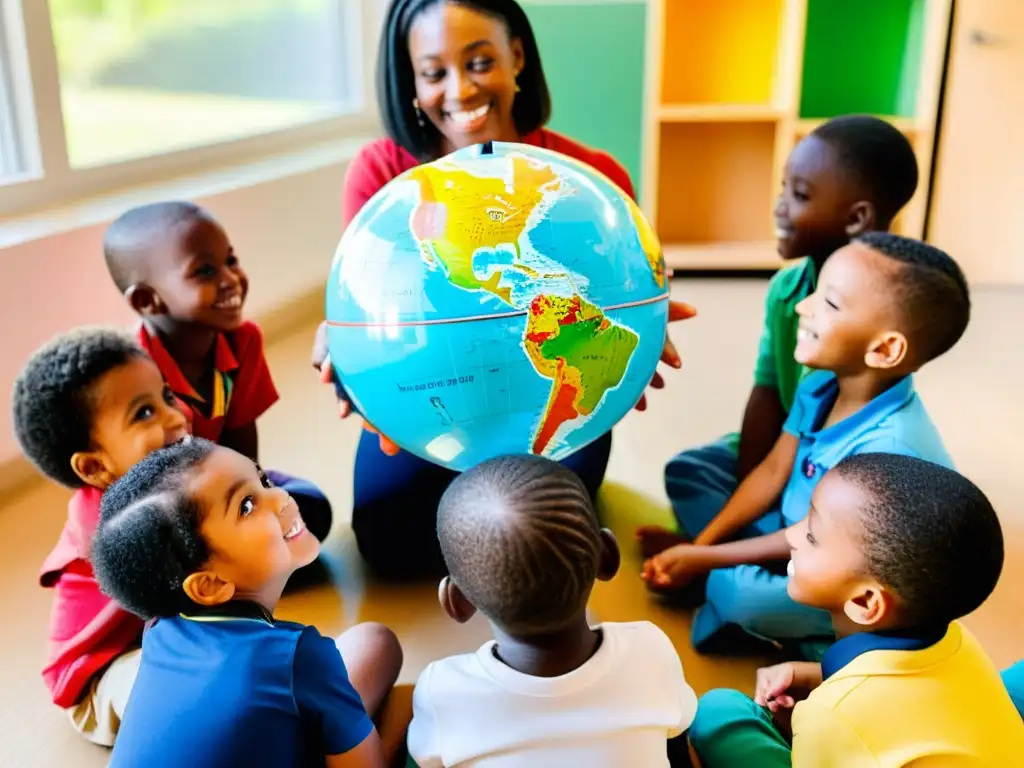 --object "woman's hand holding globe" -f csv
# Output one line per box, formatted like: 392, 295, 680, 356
310, 295, 696, 457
